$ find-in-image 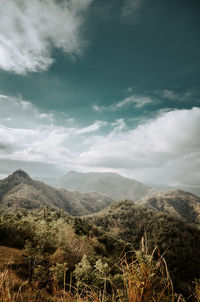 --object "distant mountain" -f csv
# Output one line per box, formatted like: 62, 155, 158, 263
0, 170, 114, 216
87, 200, 200, 289
34, 176, 59, 186
57, 171, 152, 200
149, 183, 200, 197
136, 189, 200, 225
